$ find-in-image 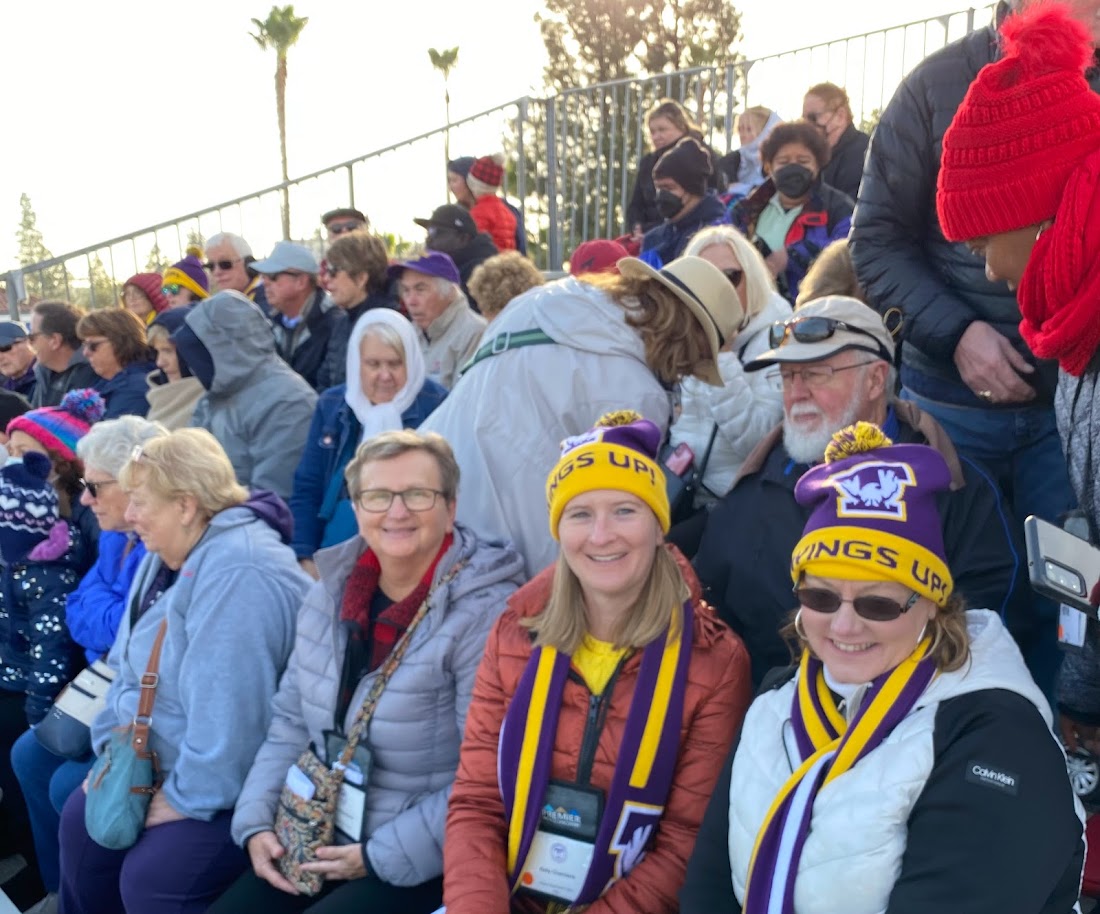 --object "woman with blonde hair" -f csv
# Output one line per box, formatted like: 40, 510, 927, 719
719, 106, 783, 201
627, 98, 721, 235
421, 254, 743, 576
466, 251, 545, 322
667, 225, 791, 515
681, 424, 1084, 913
445, 410, 750, 914
57, 428, 311, 914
